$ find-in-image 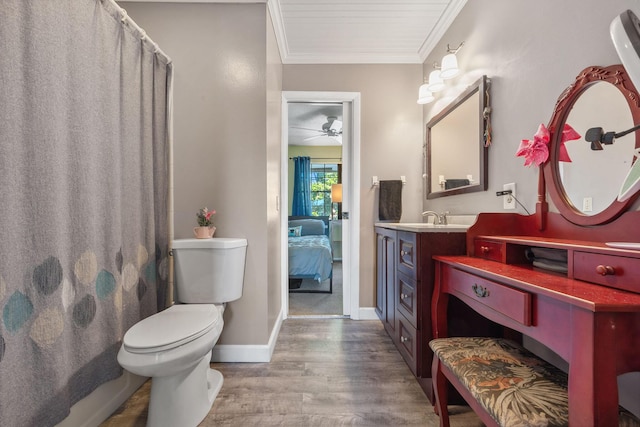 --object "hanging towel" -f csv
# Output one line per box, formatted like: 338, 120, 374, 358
378, 180, 403, 221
